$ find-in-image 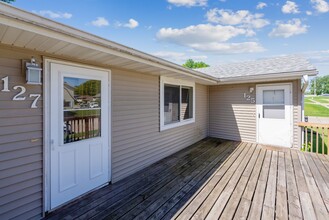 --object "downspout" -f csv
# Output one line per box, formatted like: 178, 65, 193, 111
301, 75, 309, 121
301, 75, 309, 94
301, 75, 309, 149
